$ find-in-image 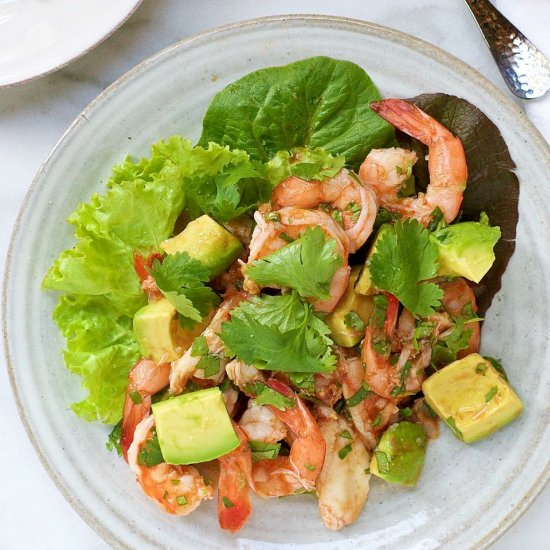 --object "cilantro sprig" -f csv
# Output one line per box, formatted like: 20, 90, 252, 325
150, 252, 220, 328
220, 292, 336, 373
369, 219, 443, 317
245, 226, 343, 300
